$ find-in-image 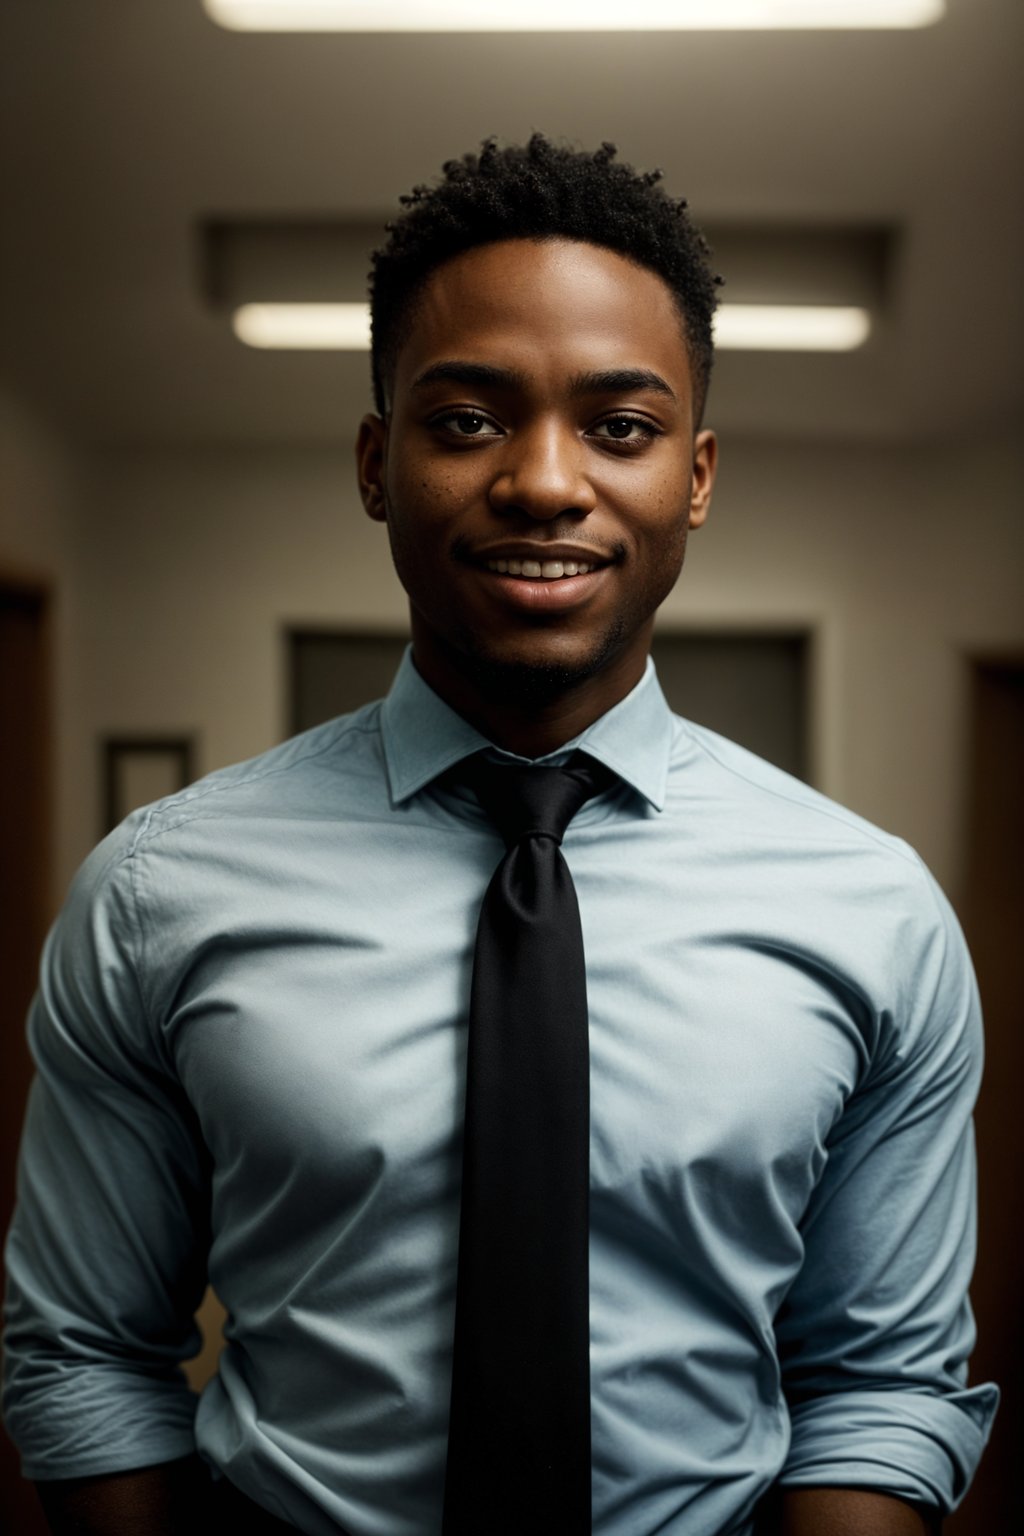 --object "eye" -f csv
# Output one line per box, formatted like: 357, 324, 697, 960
432, 409, 503, 438
590, 414, 661, 446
